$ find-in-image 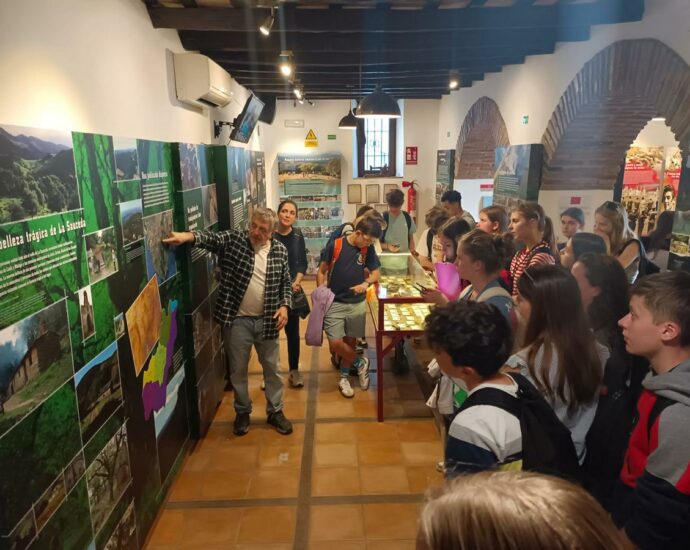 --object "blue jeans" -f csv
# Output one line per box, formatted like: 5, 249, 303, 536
223, 317, 283, 415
